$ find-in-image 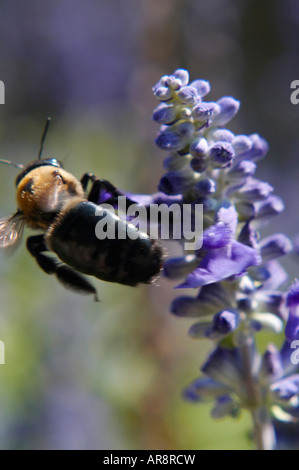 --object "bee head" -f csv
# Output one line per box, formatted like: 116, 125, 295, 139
15, 159, 84, 230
